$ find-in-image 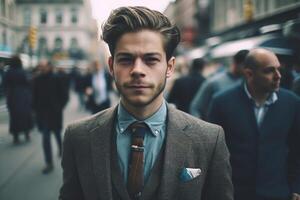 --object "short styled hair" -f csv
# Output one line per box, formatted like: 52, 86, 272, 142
190, 58, 205, 73
101, 6, 180, 61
